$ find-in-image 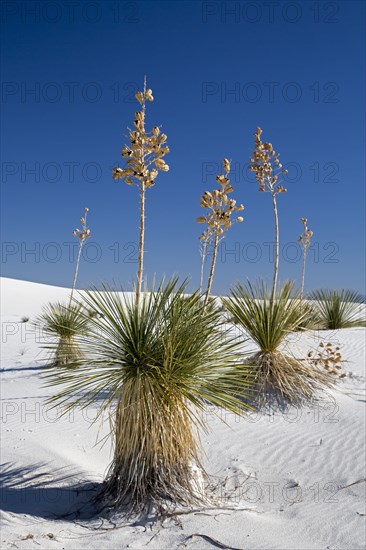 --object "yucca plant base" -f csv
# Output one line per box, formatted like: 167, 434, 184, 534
53, 335, 83, 367
97, 389, 207, 513
247, 350, 334, 409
